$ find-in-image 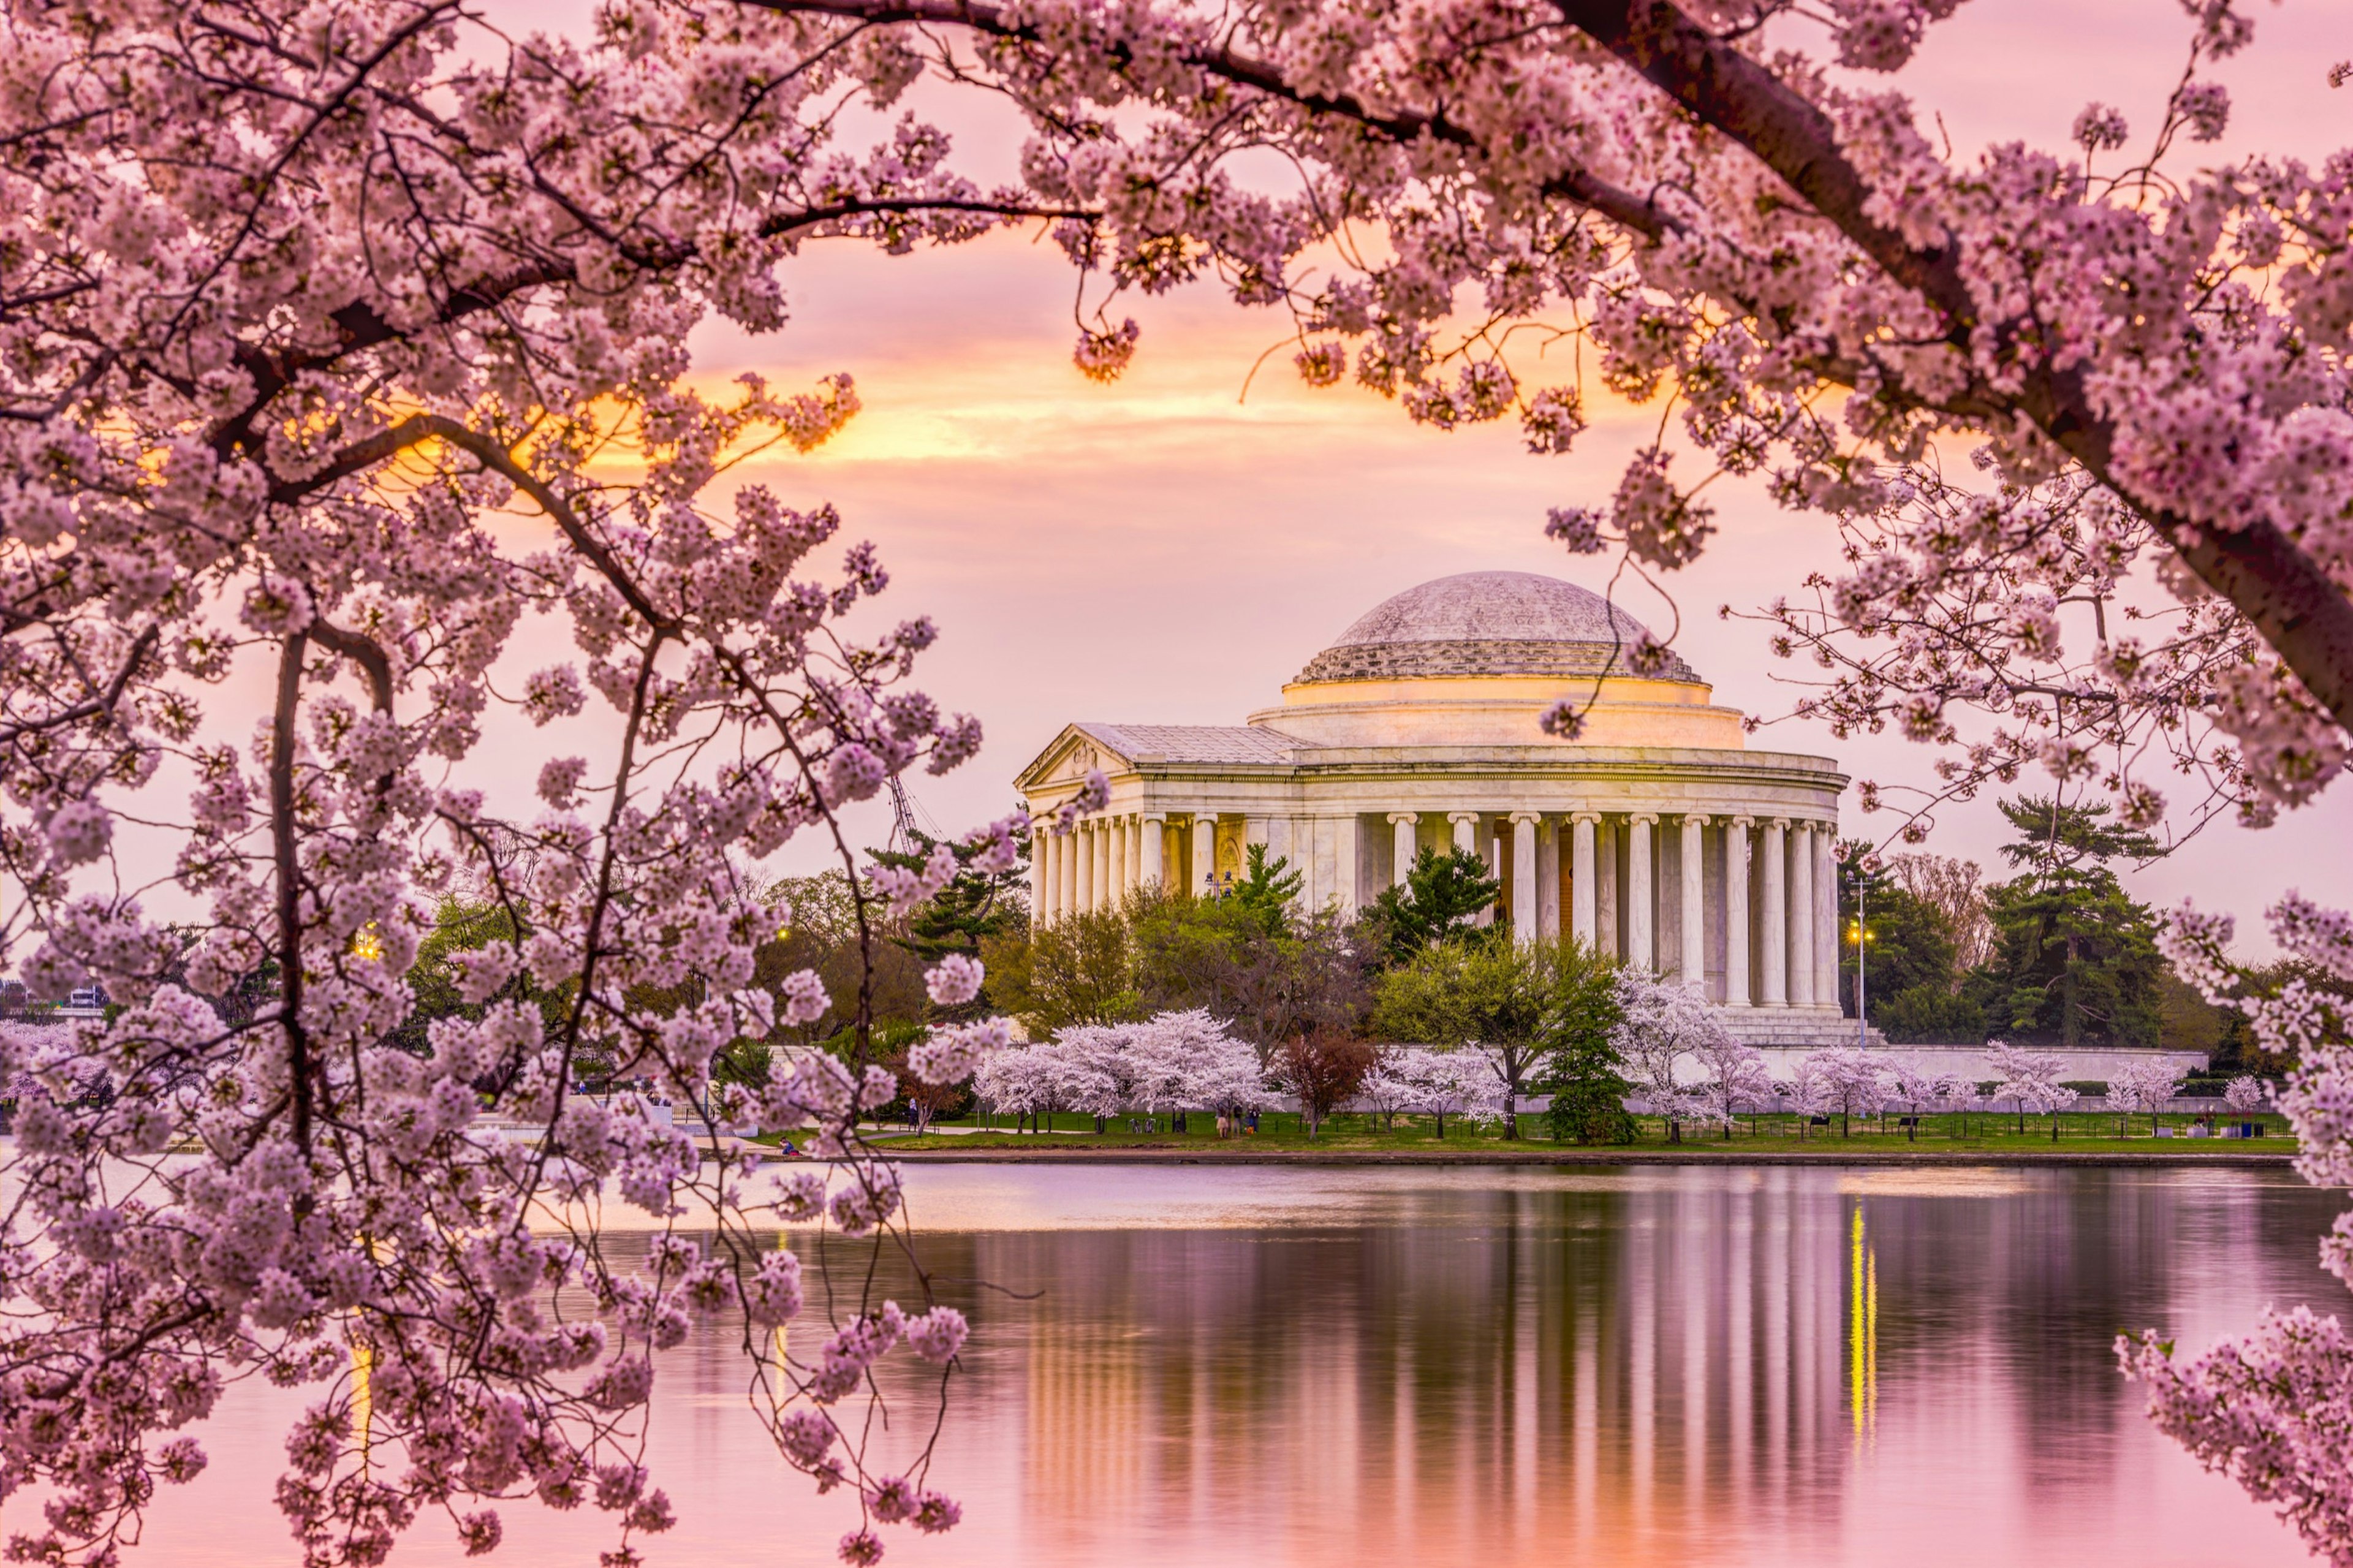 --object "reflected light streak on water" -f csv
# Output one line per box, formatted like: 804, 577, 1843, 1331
127, 1163, 2341, 1567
